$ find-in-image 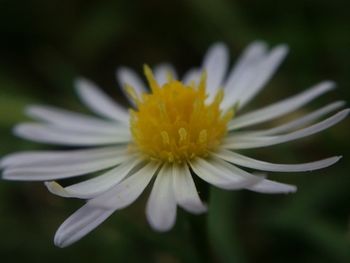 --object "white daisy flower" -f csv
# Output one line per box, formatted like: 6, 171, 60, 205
1, 42, 348, 248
